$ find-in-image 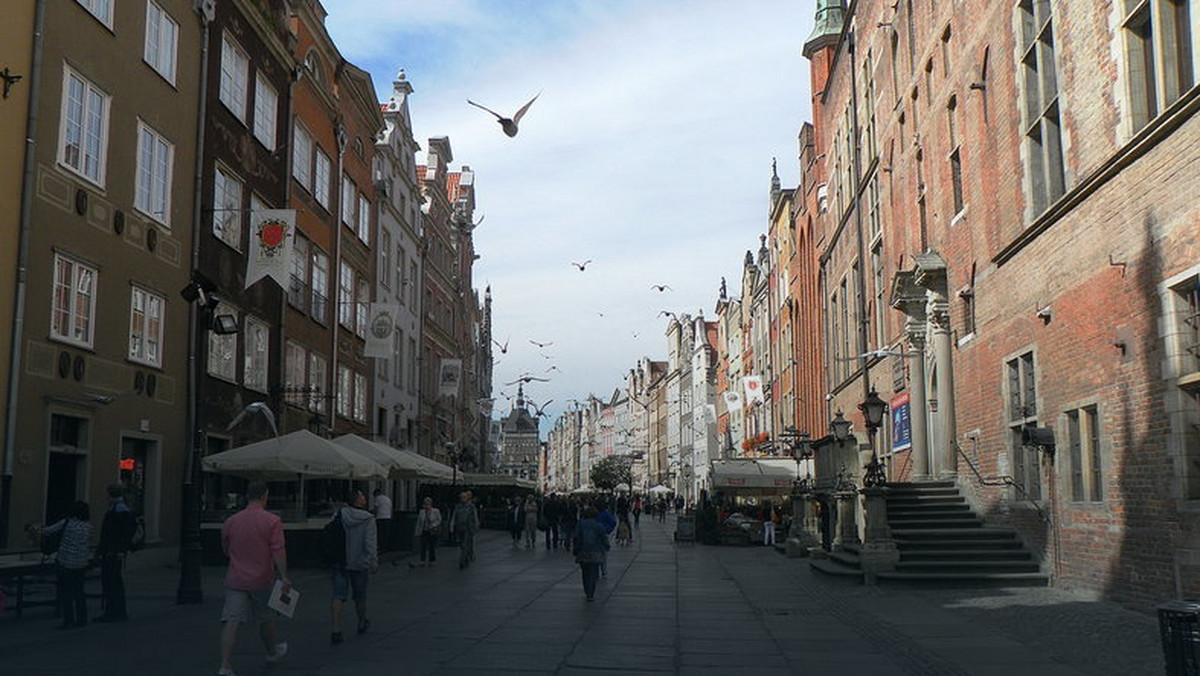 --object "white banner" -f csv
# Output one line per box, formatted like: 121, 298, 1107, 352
245, 209, 296, 290
364, 303, 399, 358
743, 375, 765, 406
439, 359, 462, 397
705, 404, 718, 423
722, 389, 741, 411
